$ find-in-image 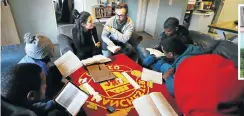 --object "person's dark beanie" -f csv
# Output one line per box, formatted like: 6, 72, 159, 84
161, 37, 187, 55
